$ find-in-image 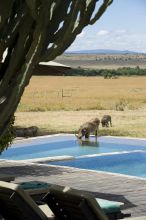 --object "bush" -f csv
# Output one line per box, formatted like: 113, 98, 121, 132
67, 67, 146, 77
0, 115, 15, 154
115, 99, 128, 111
